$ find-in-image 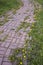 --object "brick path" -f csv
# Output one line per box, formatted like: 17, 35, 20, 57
0, 0, 35, 65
